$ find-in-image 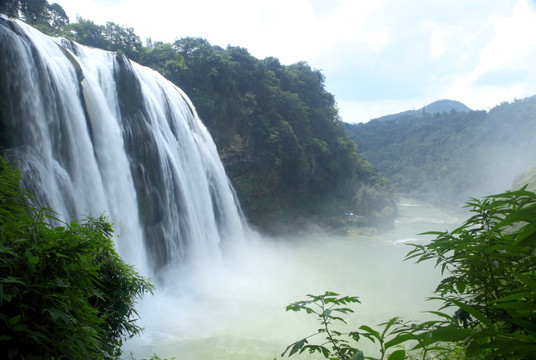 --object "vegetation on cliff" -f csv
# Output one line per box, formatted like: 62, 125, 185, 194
138, 39, 395, 230
1, 2, 397, 231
